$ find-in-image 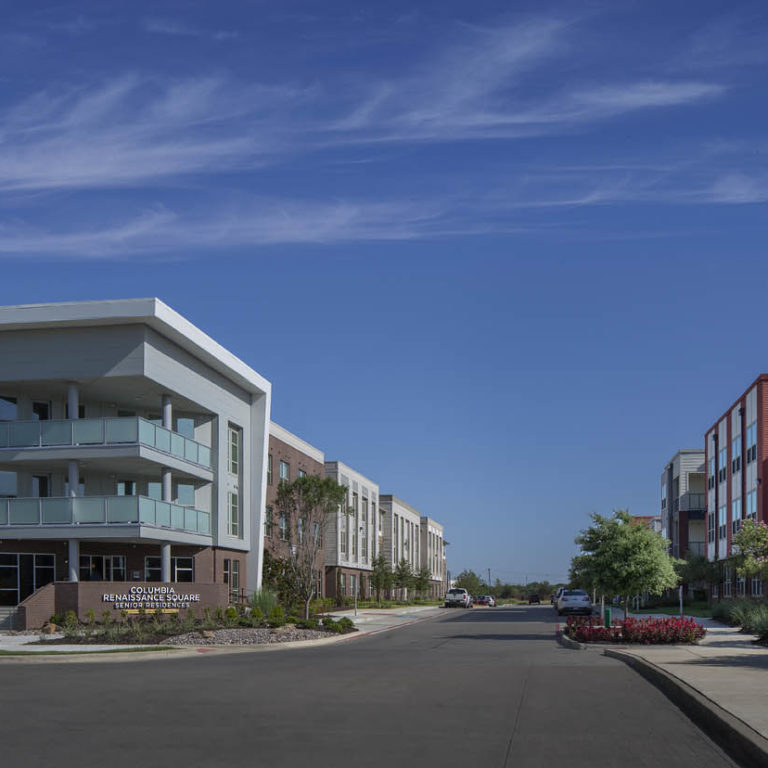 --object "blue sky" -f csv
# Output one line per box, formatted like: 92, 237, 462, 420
2, 0, 768, 583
